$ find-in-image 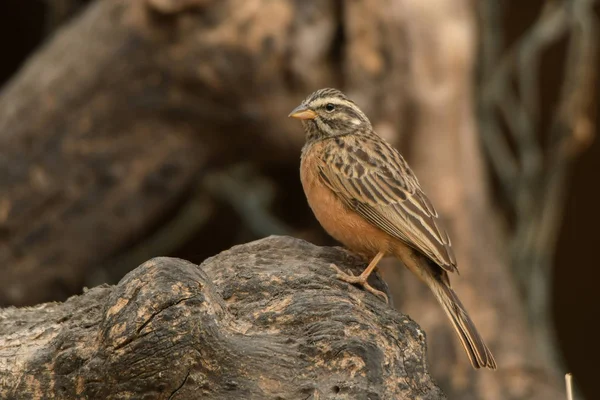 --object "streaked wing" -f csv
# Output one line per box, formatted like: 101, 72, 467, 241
318, 136, 457, 272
